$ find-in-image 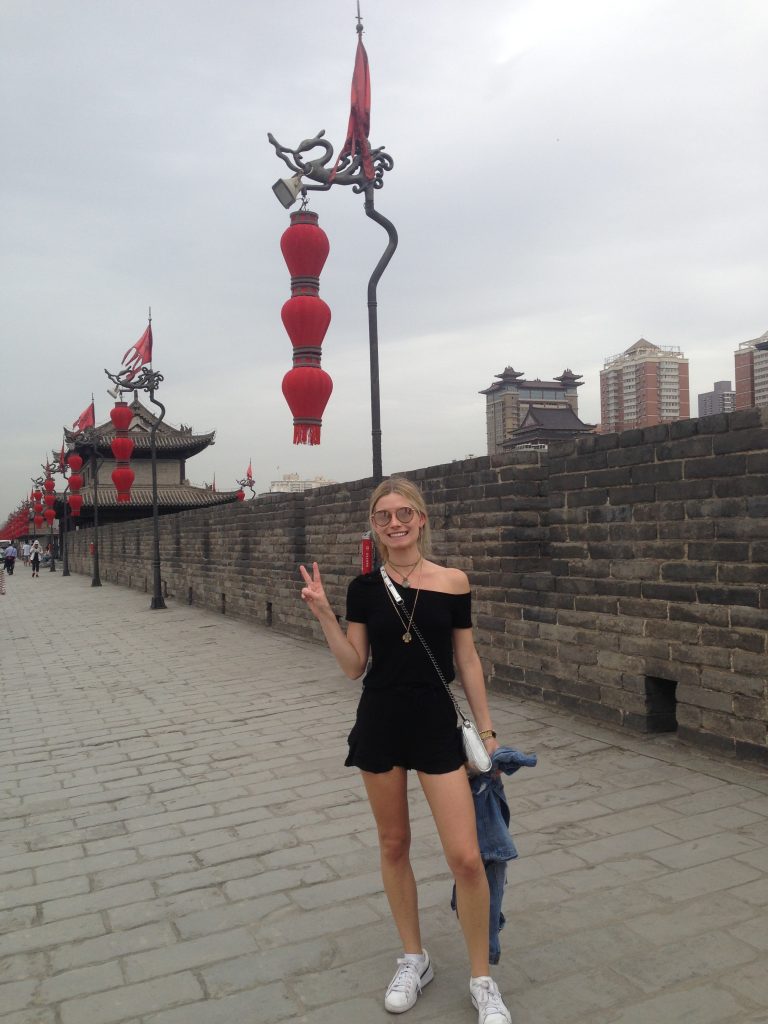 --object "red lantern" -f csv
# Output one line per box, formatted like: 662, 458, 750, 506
109, 402, 134, 500
280, 211, 330, 279
279, 210, 334, 445
32, 489, 42, 502
44, 494, 56, 508
110, 403, 133, 431
68, 474, 84, 492
44, 508, 55, 525
282, 366, 334, 445
34, 503, 43, 514
67, 454, 83, 472
43, 478, 55, 493
34, 514, 44, 528
281, 295, 332, 352
111, 466, 135, 502
235, 489, 245, 501
68, 494, 83, 516
110, 436, 134, 462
